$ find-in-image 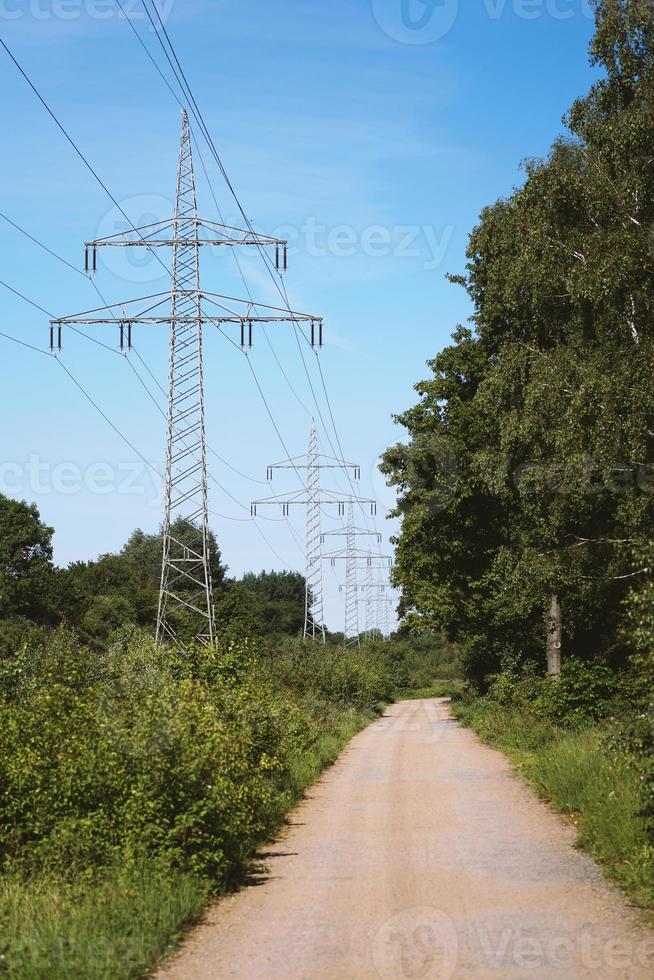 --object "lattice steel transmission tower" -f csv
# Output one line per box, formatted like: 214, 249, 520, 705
50, 109, 324, 646
252, 424, 373, 640
357, 592, 395, 640
158, 110, 213, 644
324, 502, 392, 646
357, 566, 396, 639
